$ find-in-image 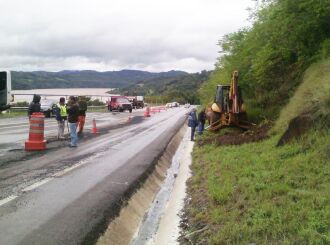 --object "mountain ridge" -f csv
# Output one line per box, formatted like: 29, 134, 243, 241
12, 69, 188, 90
